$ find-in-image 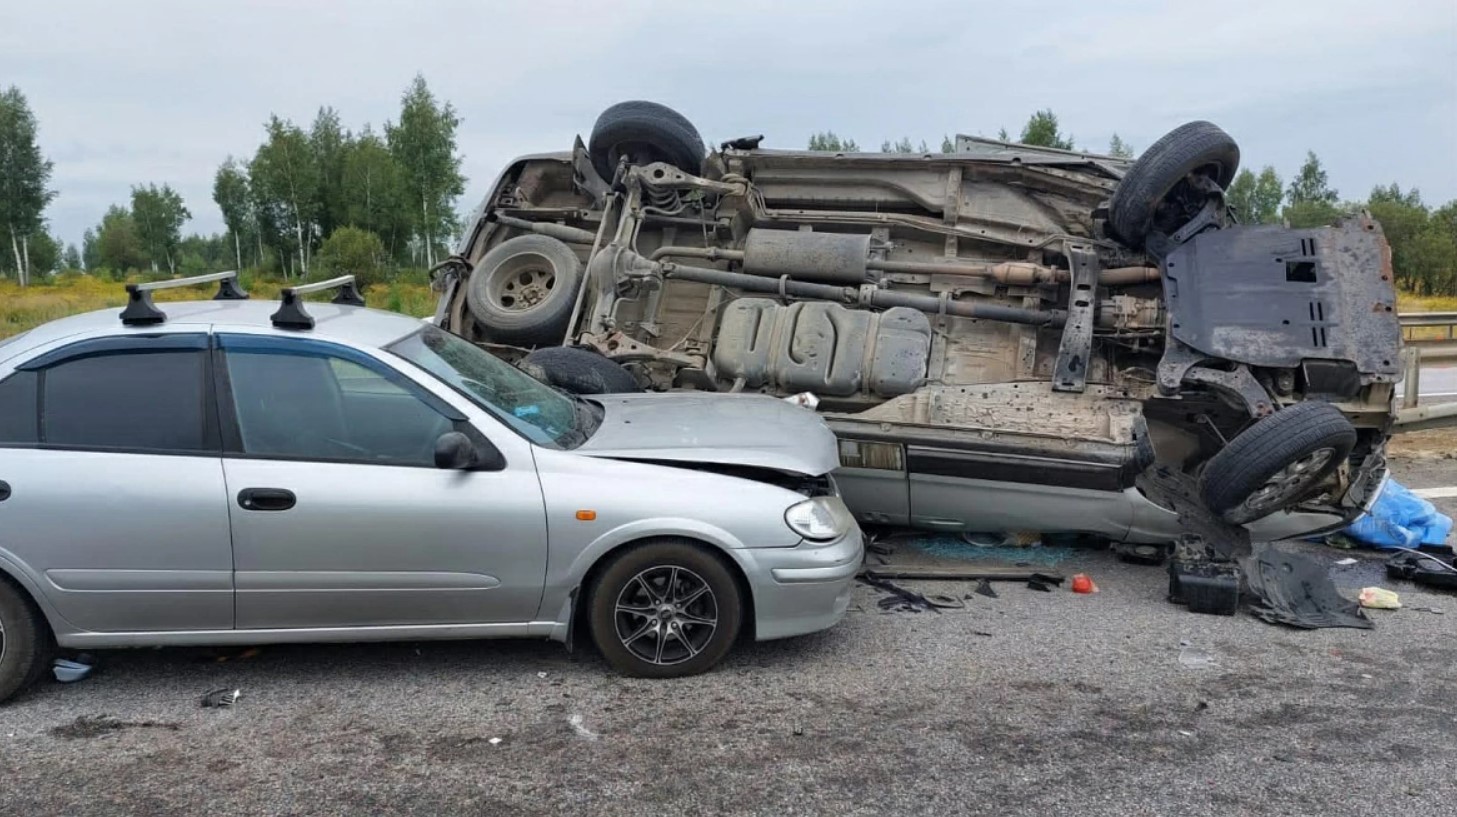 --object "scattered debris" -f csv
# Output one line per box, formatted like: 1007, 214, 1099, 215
1243, 547, 1373, 629
1114, 542, 1168, 565
52, 655, 95, 684
1410, 606, 1445, 615
1026, 577, 1055, 592
1385, 549, 1457, 591
860, 565, 1062, 582
537, 671, 549, 679
1345, 479, 1454, 549
213, 647, 262, 663
1168, 535, 1240, 616
1357, 587, 1402, 610
1334, 557, 1359, 567
792, 724, 804, 736
567, 714, 599, 741
488, 737, 503, 746
781, 392, 820, 410
200, 688, 242, 709
1071, 574, 1098, 594
858, 574, 965, 612
50, 715, 179, 739
1177, 641, 1219, 669
1177, 730, 1196, 737
974, 579, 998, 599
